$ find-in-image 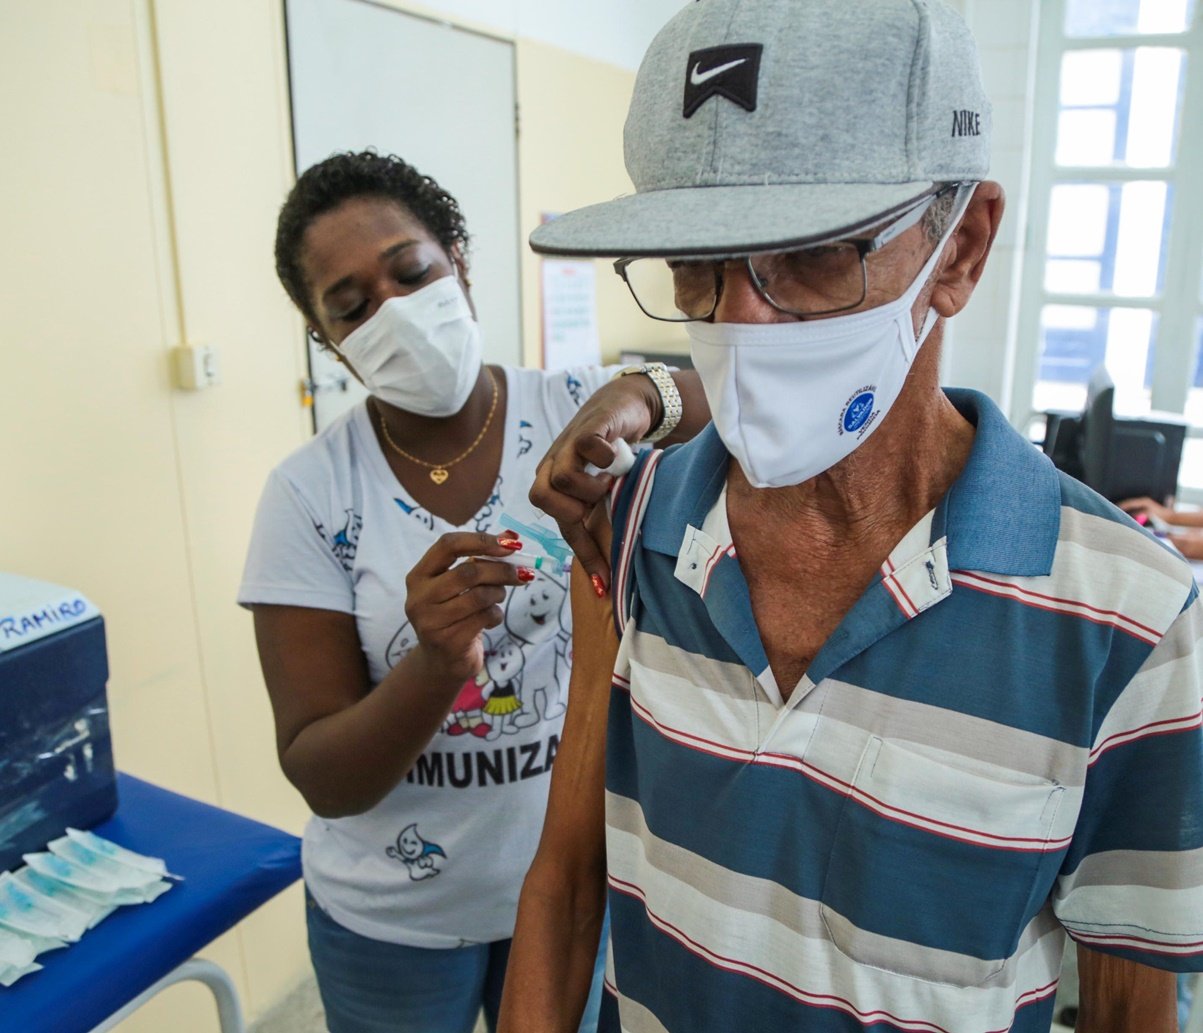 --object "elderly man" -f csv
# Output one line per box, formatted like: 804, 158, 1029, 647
499, 2, 1203, 1031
